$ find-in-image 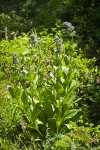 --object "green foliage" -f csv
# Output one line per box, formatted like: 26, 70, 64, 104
0, 0, 100, 48
0, 1, 100, 149
43, 123, 100, 150
6, 33, 80, 138
0, 31, 99, 149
